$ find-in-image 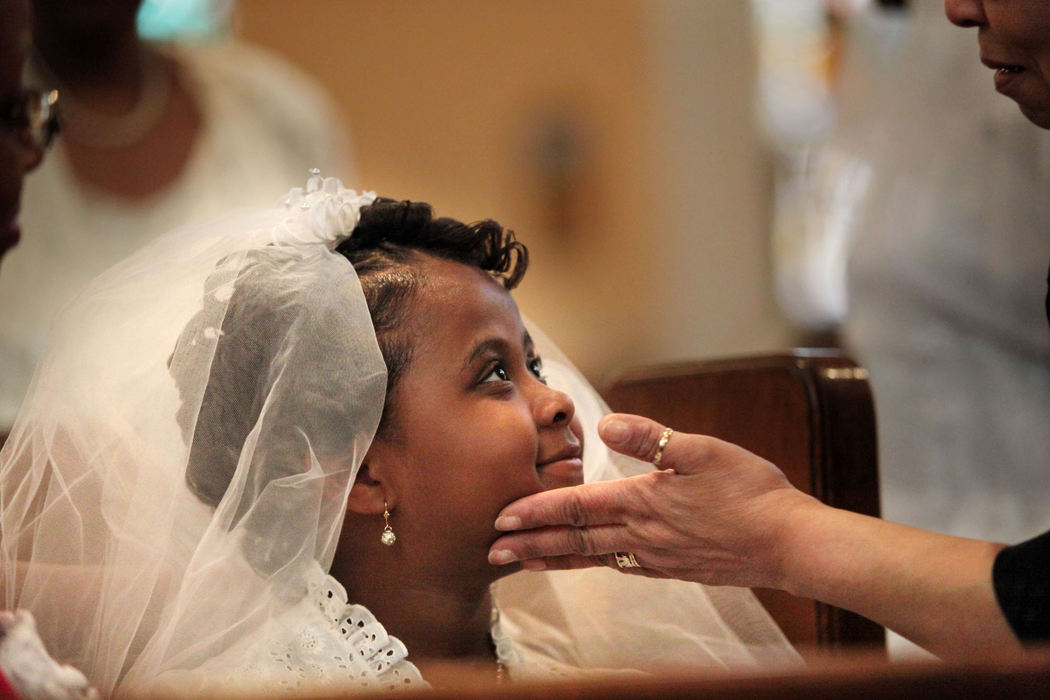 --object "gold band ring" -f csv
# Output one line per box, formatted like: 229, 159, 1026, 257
652, 427, 674, 467
614, 552, 641, 568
